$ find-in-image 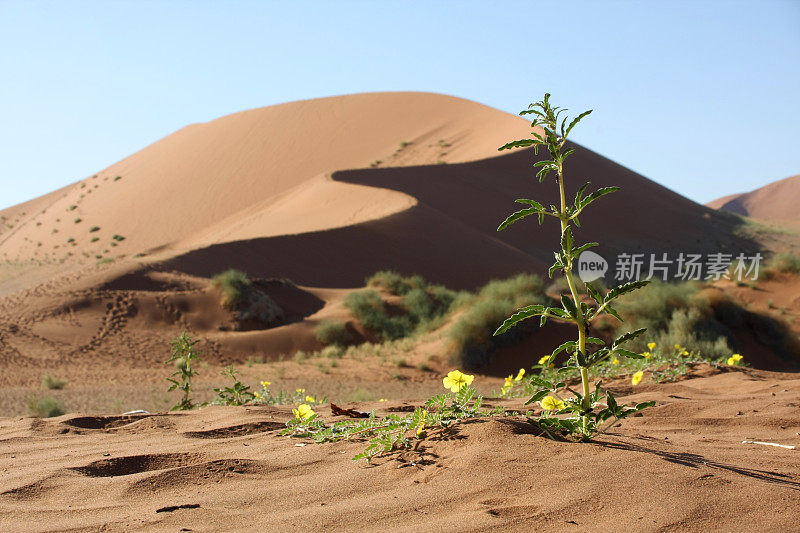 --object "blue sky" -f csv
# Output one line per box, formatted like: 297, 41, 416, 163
1, 0, 798, 210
